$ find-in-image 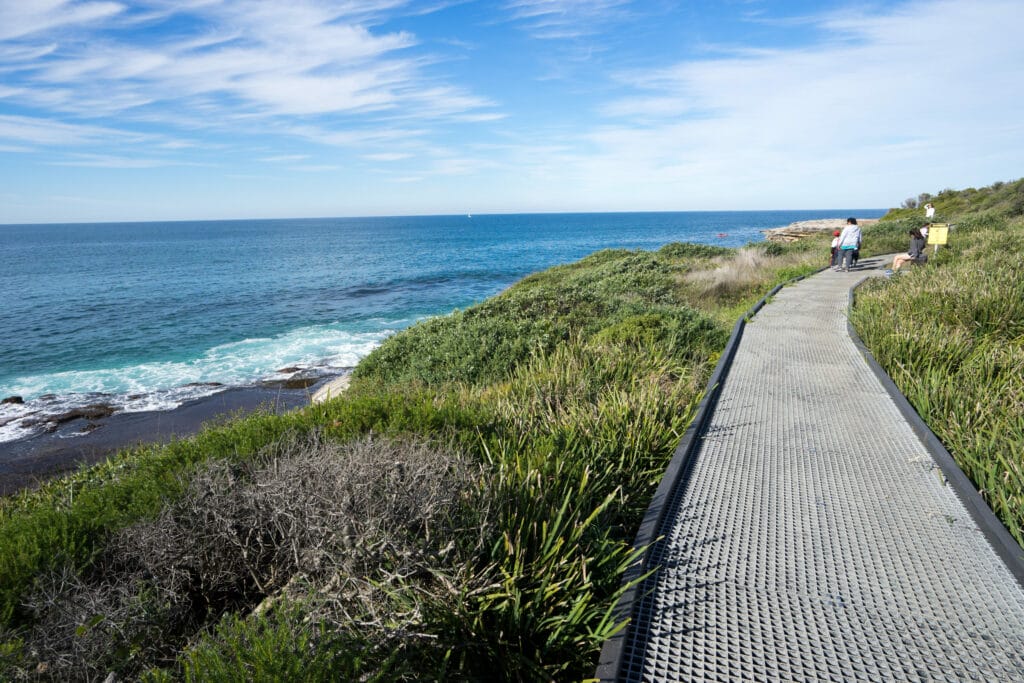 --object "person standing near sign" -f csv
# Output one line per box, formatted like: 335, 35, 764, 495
836, 217, 861, 272
892, 227, 928, 270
